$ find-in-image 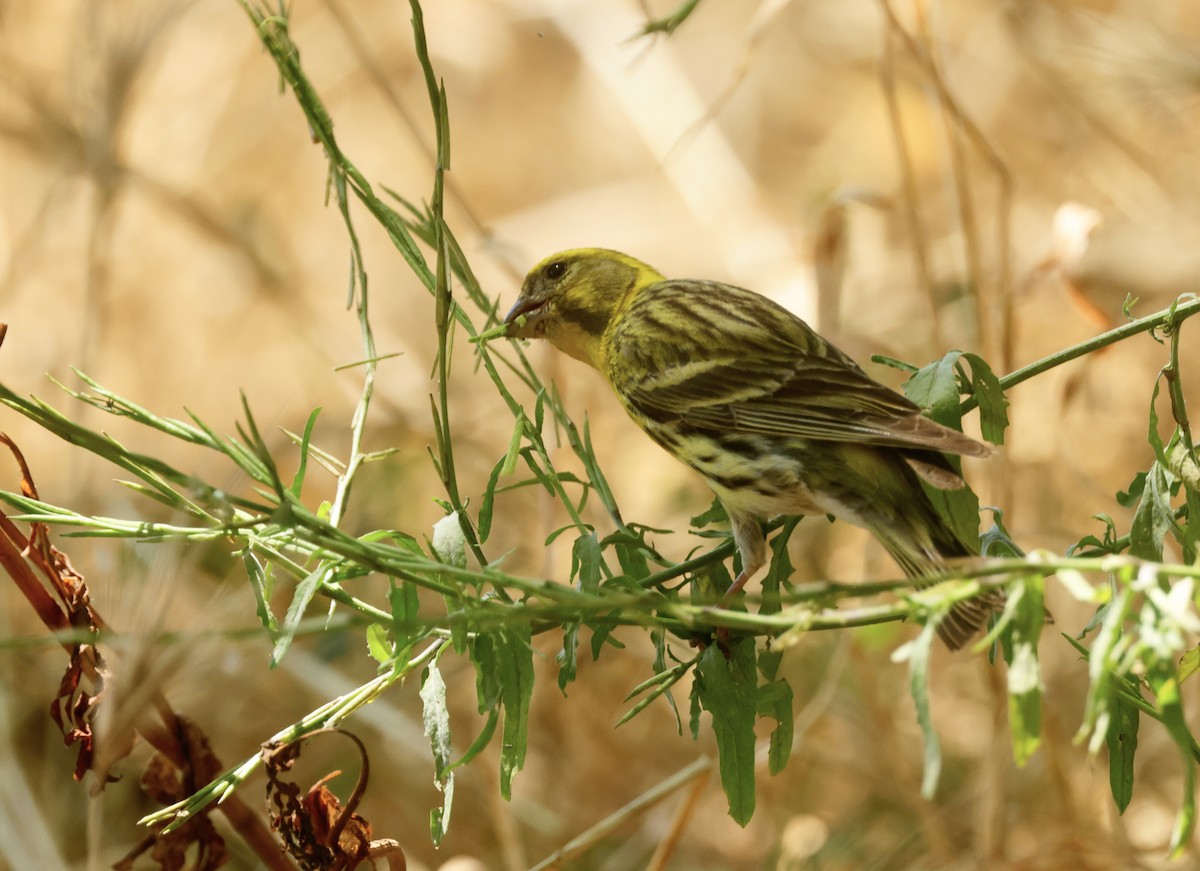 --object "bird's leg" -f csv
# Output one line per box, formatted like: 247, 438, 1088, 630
713, 514, 766, 651
723, 513, 766, 602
